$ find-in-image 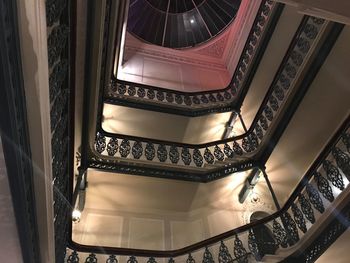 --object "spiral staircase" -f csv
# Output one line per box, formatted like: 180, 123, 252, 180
0, 0, 350, 263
